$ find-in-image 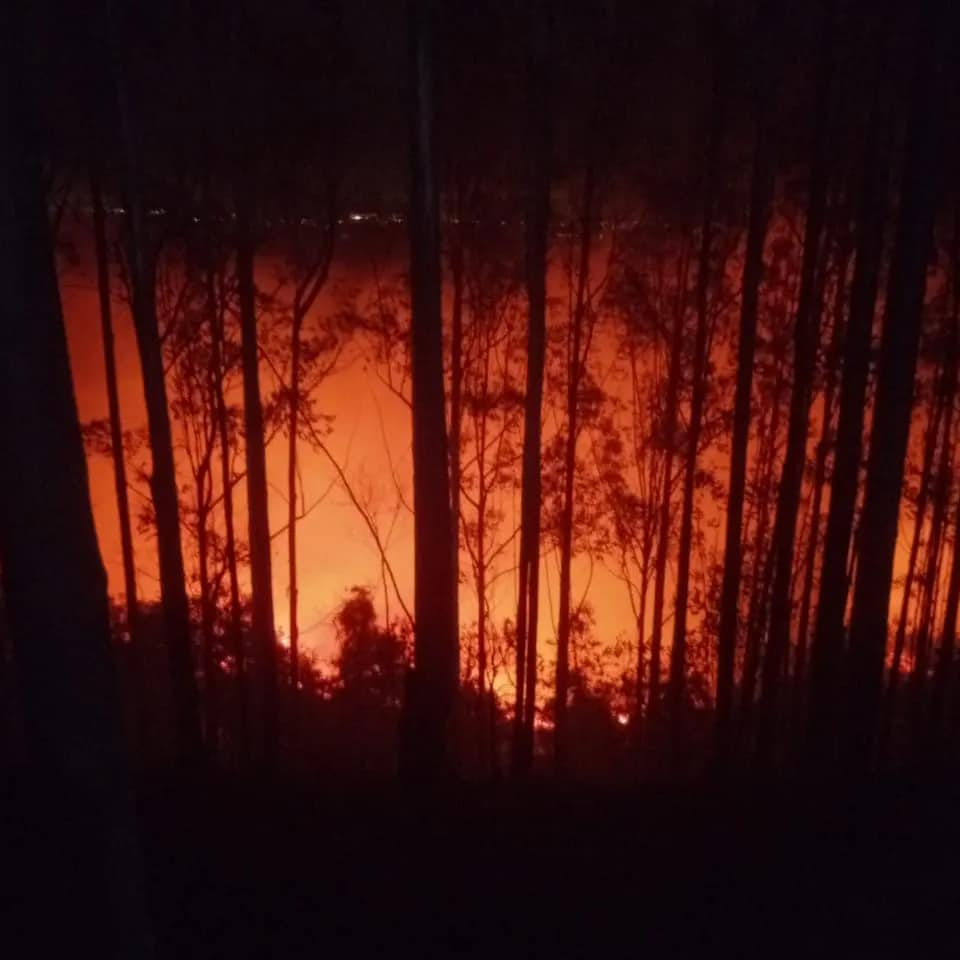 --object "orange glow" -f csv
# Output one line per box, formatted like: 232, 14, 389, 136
59, 226, 934, 703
